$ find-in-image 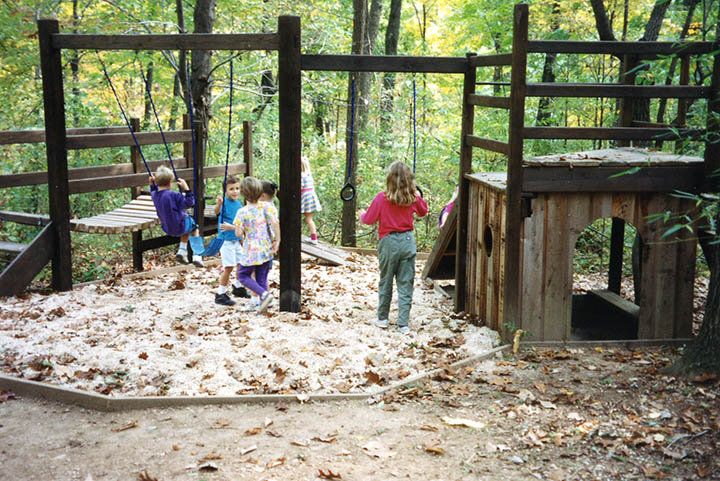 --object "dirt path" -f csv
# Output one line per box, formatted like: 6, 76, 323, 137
2, 345, 718, 481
